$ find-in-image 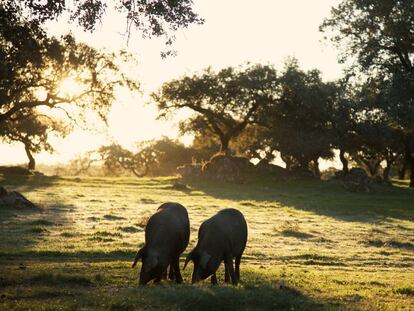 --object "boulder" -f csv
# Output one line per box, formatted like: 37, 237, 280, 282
340, 168, 371, 192
177, 163, 202, 179
201, 155, 251, 183
0, 187, 37, 209
170, 182, 190, 191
